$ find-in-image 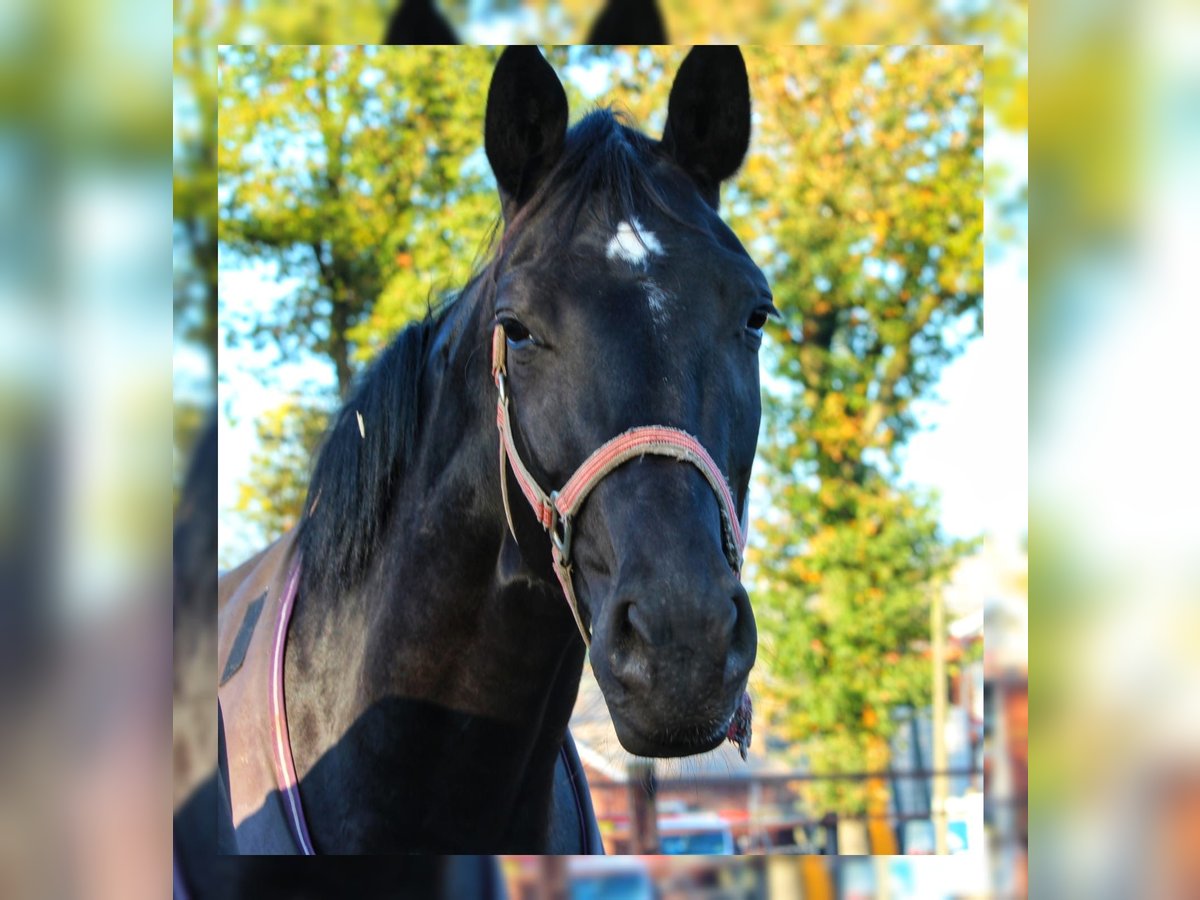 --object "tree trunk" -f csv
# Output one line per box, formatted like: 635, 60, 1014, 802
199, 235, 219, 387
330, 296, 351, 397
